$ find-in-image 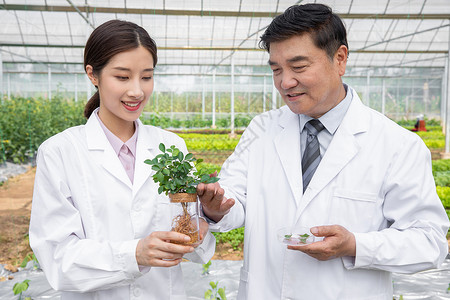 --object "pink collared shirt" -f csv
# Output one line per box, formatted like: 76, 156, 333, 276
95, 112, 138, 184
